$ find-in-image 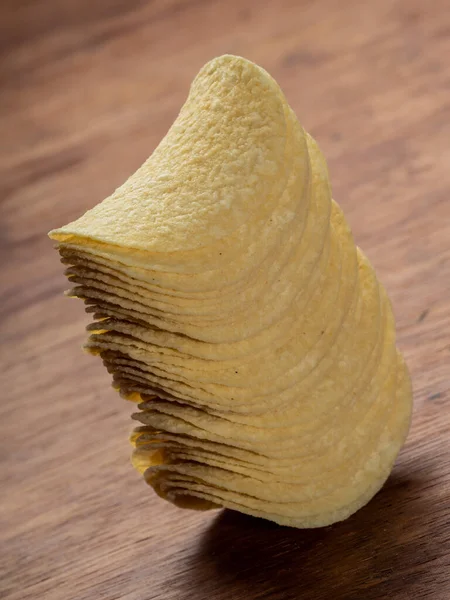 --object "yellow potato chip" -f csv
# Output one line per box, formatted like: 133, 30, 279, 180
49, 55, 412, 527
